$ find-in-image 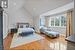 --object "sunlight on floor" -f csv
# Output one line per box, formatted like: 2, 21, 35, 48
49, 42, 67, 50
